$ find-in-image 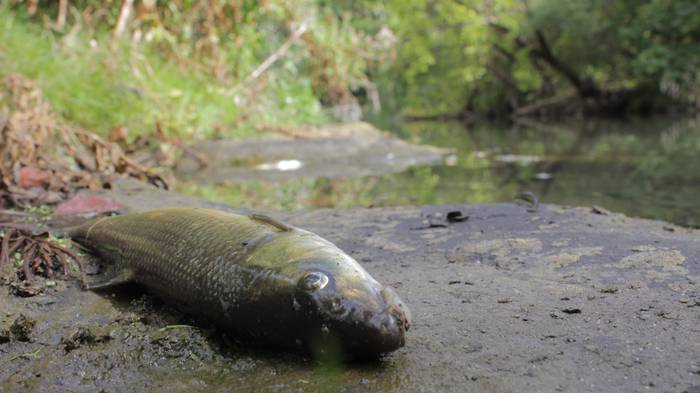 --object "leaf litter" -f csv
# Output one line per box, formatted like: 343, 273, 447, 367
0, 74, 164, 290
